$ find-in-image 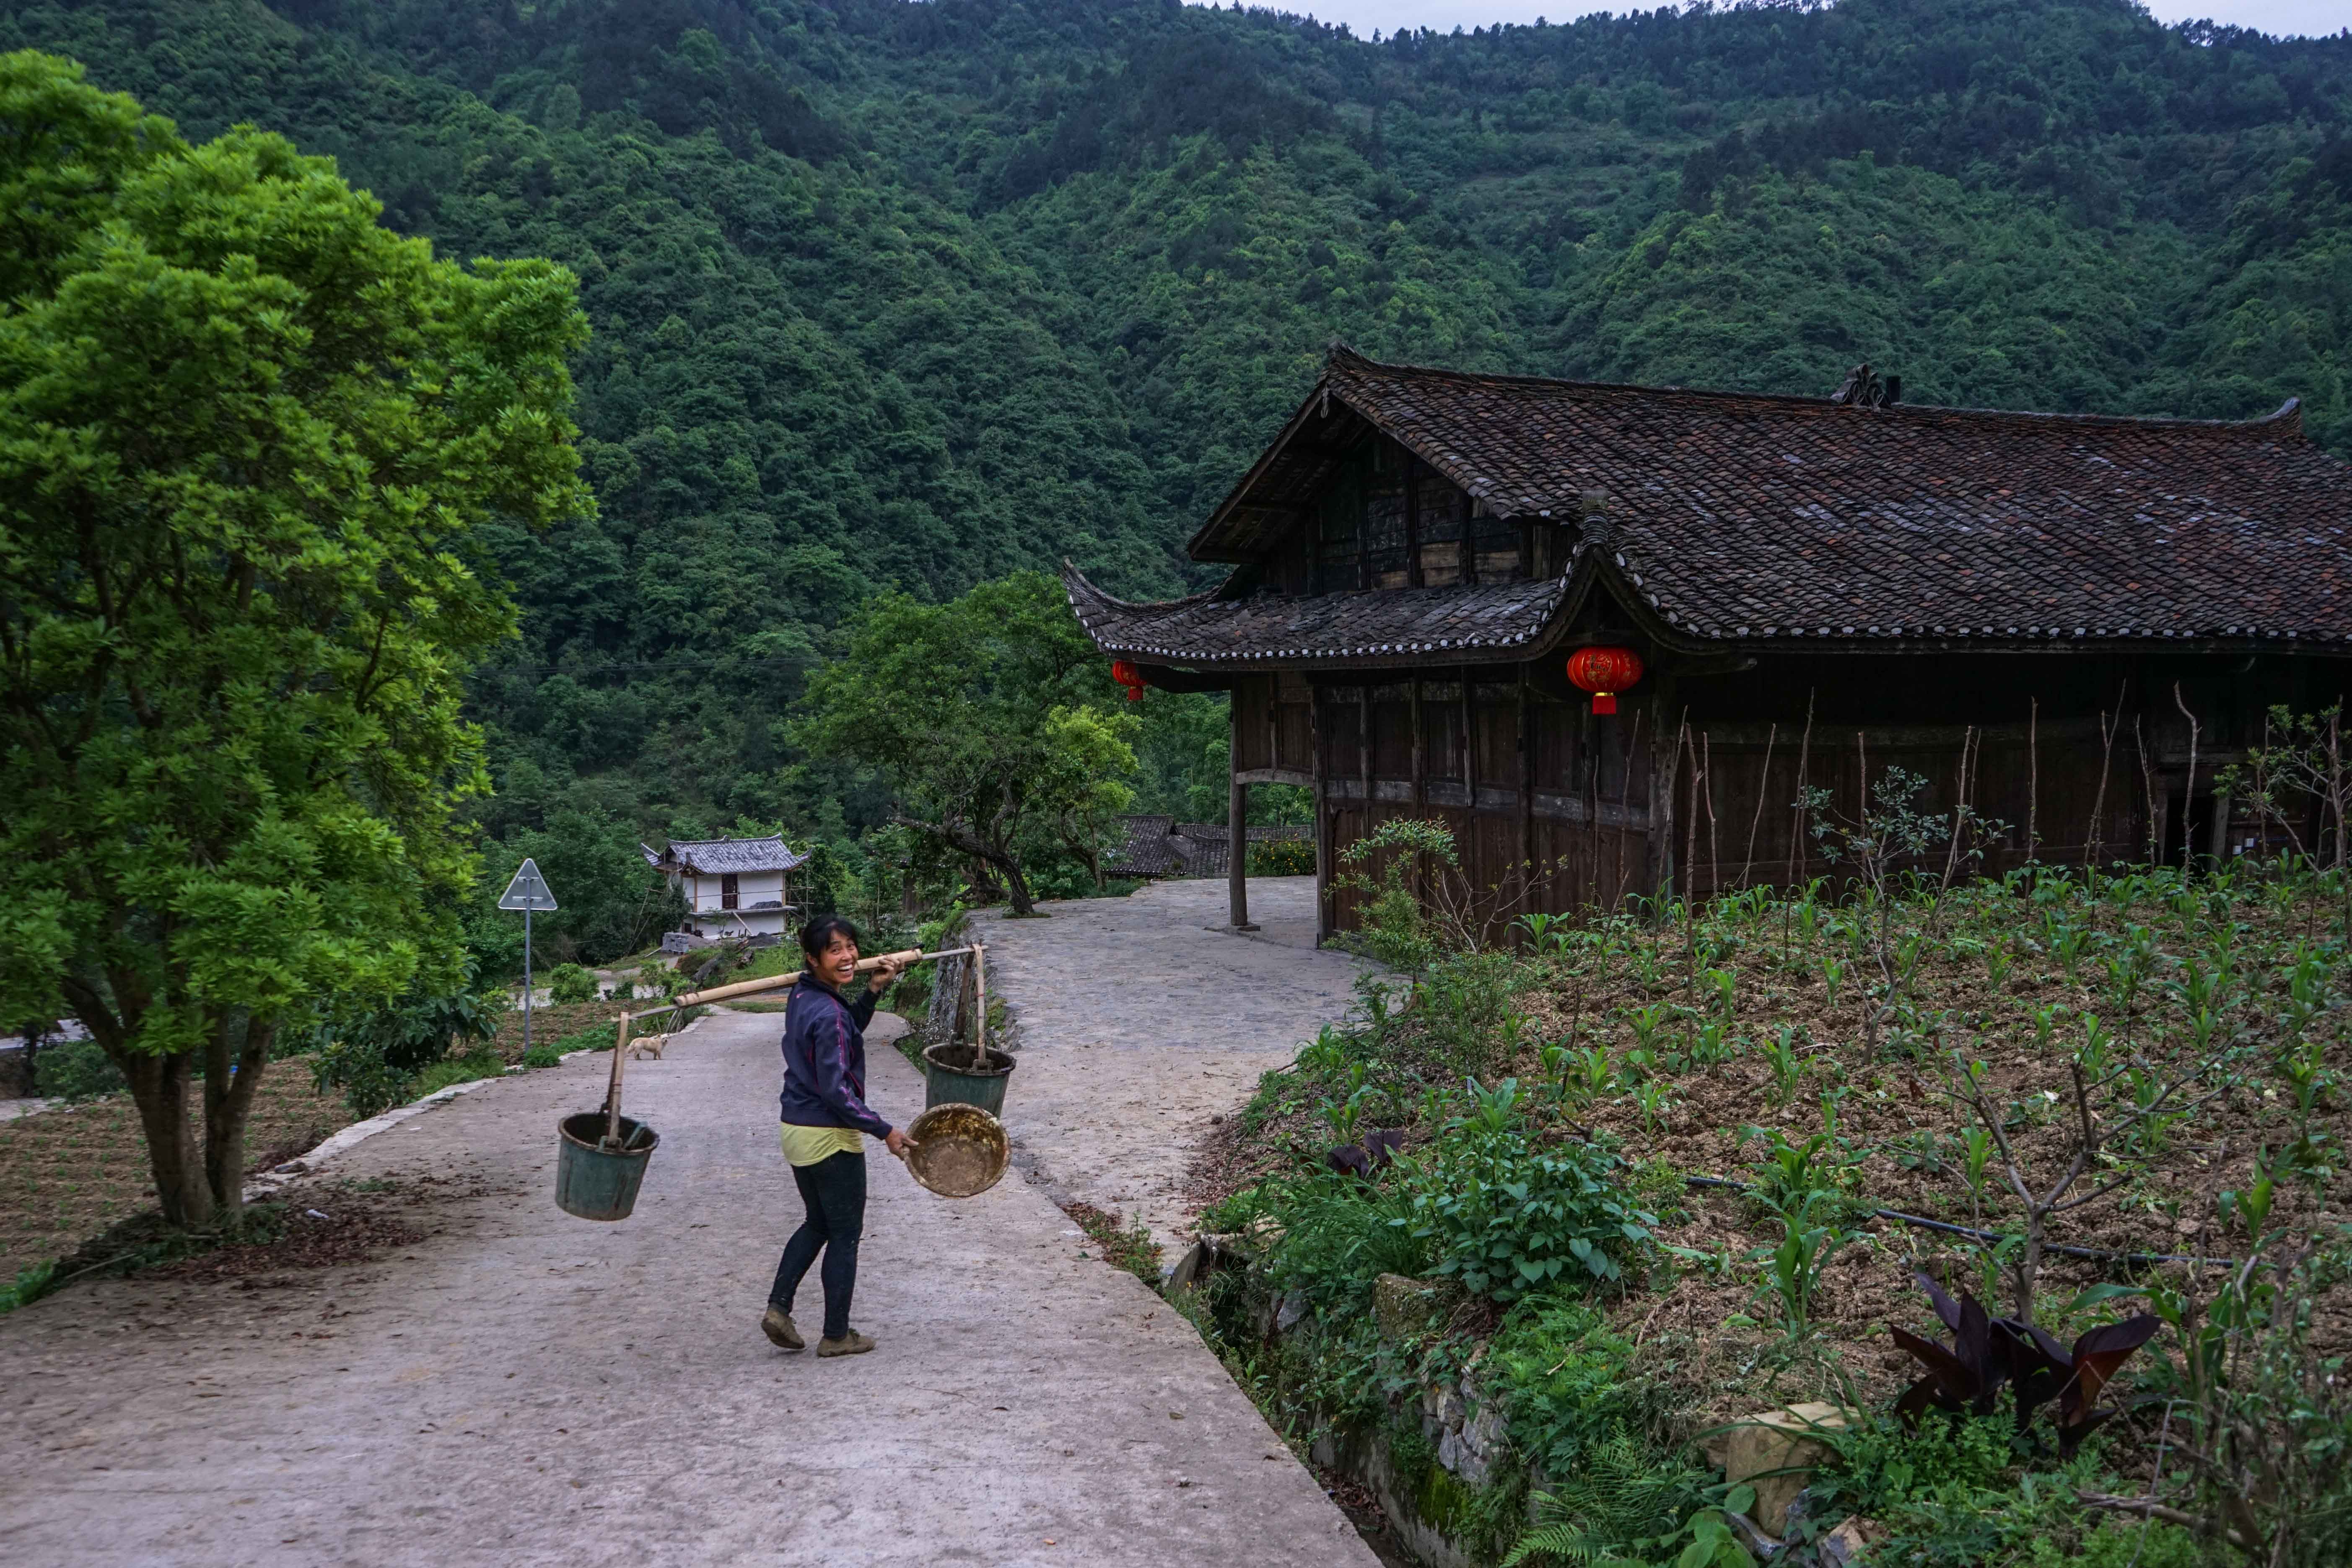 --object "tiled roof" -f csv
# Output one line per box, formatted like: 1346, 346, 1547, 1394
1066, 570, 1573, 666
1102, 816, 1311, 877
641, 835, 808, 875
1162, 346, 2352, 652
